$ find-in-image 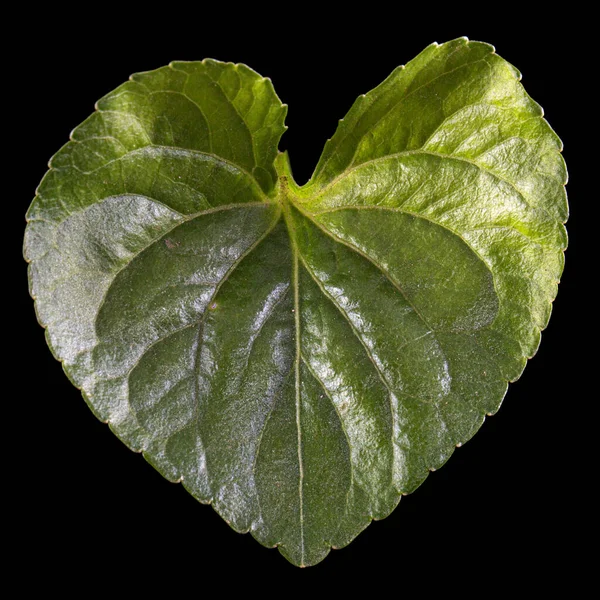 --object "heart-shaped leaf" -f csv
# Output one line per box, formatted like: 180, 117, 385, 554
24, 38, 567, 567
